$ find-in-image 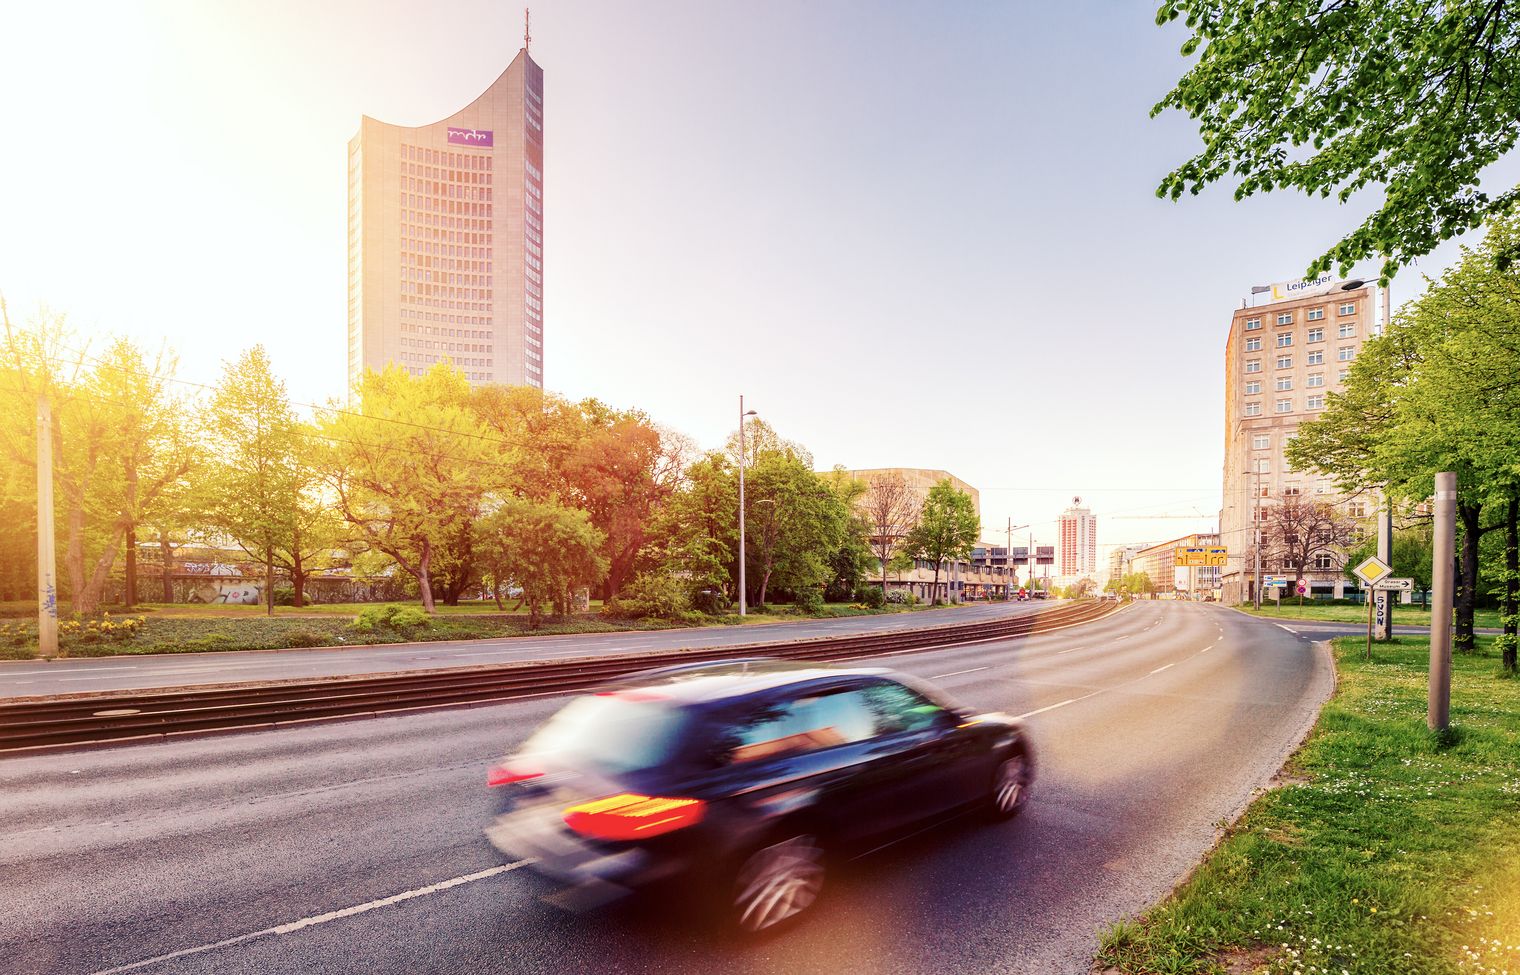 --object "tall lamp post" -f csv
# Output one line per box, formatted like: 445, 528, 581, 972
737, 397, 758, 616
